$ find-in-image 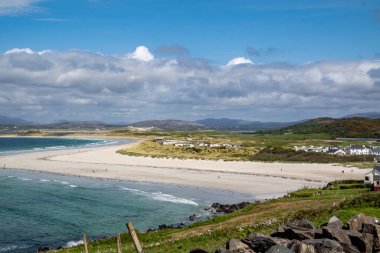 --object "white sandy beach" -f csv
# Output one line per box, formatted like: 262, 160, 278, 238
0, 140, 370, 199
